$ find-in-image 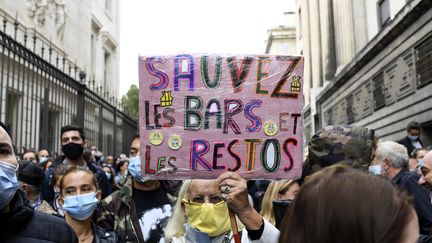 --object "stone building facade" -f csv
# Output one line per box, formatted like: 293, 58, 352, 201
1, 0, 120, 97
265, 12, 297, 55
0, 0, 135, 156
297, 0, 432, 146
